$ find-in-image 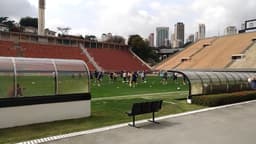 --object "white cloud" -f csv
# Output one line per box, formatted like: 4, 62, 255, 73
0, 0, 36, 20
191, 0, 256, 36
149, 1, 161, 10
2, 0, 256, 39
